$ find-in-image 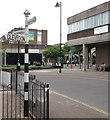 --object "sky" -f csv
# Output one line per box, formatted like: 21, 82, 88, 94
0, 0, 109, 45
